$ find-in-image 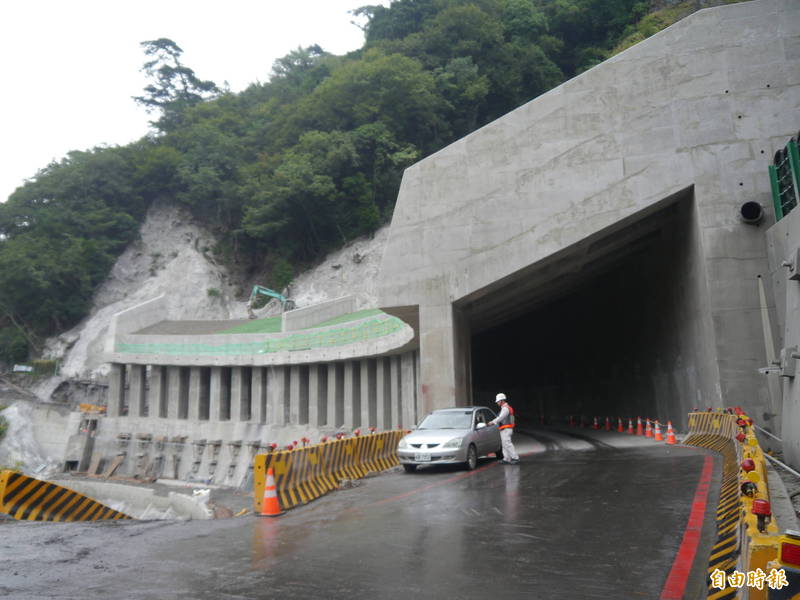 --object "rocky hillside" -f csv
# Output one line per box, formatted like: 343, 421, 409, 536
42, 201, 389, 384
